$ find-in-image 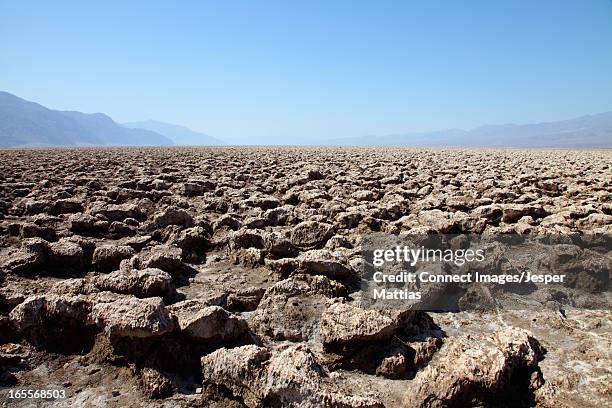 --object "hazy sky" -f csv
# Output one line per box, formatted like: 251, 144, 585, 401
1, 0, 611, 144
